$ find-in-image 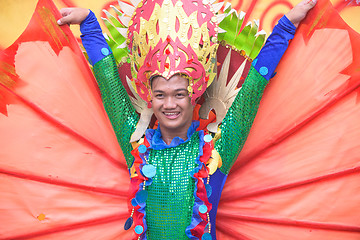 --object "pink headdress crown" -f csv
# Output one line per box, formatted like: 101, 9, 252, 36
127, 0, 219, 106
